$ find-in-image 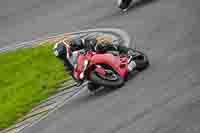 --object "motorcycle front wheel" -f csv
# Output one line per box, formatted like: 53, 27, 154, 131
89, 66, 124, 88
